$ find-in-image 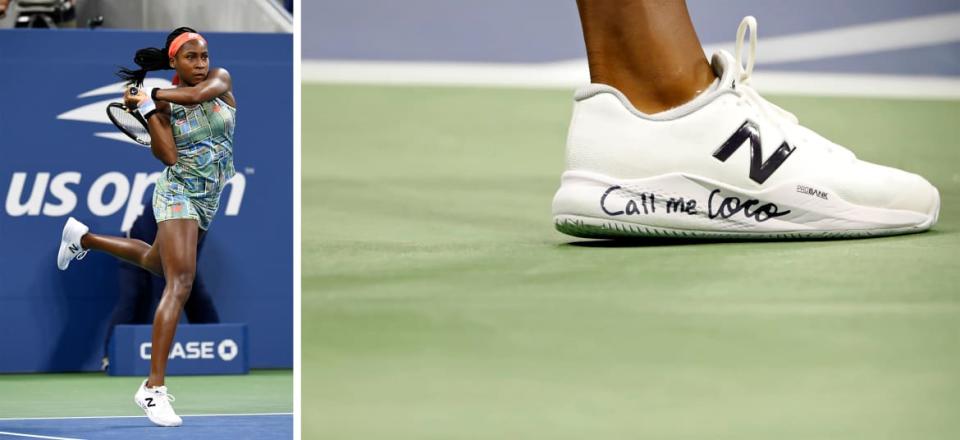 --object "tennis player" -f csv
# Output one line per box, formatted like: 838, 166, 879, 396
56, 27, 236, 427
